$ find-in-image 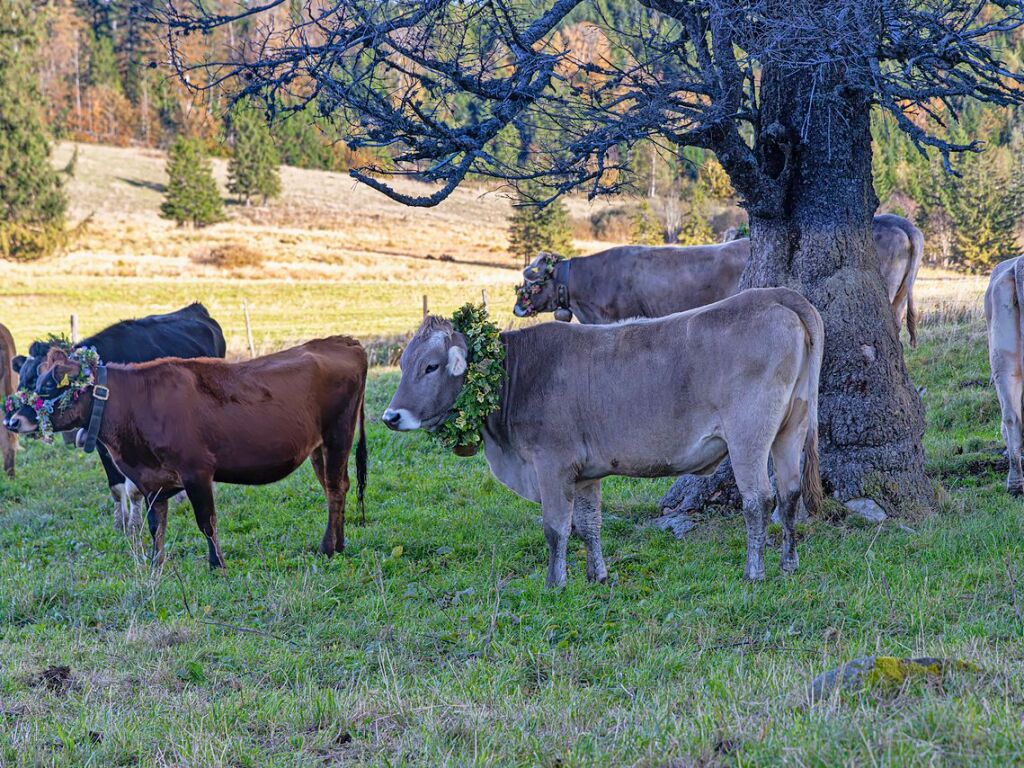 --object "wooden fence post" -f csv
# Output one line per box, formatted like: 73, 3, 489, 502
481, 289, 488, 313
70, 314, 78, 344
242, 300, 256, 359
422, 295, 428, 319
